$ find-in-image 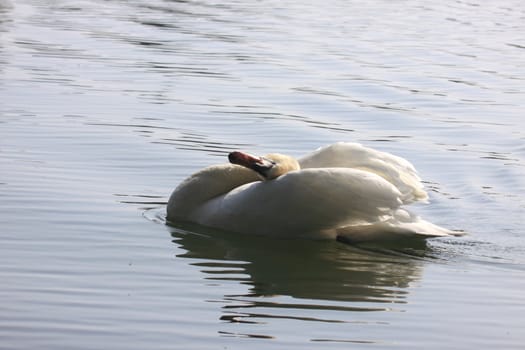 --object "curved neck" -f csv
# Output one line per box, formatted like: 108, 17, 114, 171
167, 164, 260, 221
